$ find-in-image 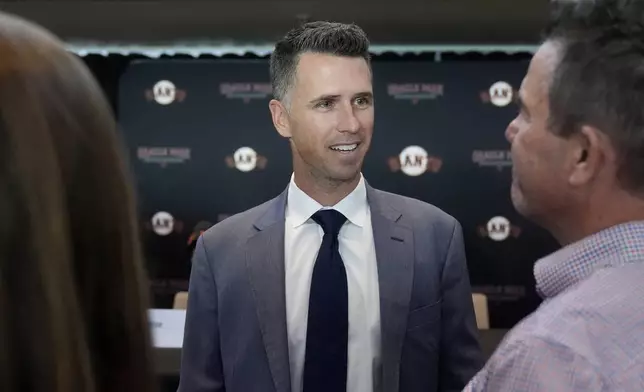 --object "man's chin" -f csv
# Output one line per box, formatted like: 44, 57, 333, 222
510, 184, 529, 217
326, 166, 362, 183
